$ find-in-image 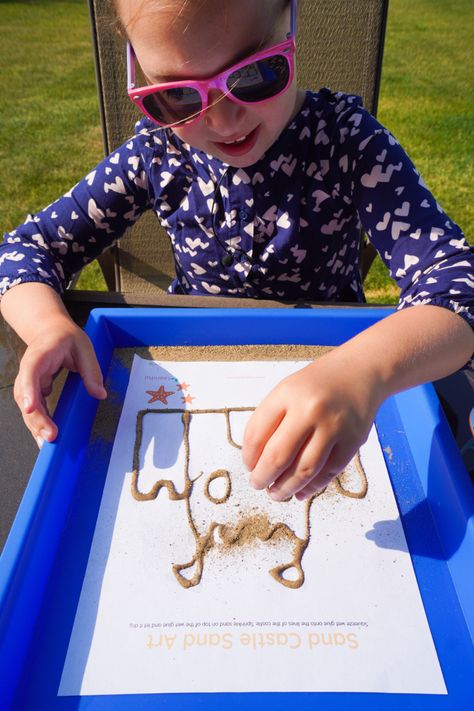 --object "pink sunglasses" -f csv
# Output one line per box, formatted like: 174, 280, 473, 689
127, 0, 298, 127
